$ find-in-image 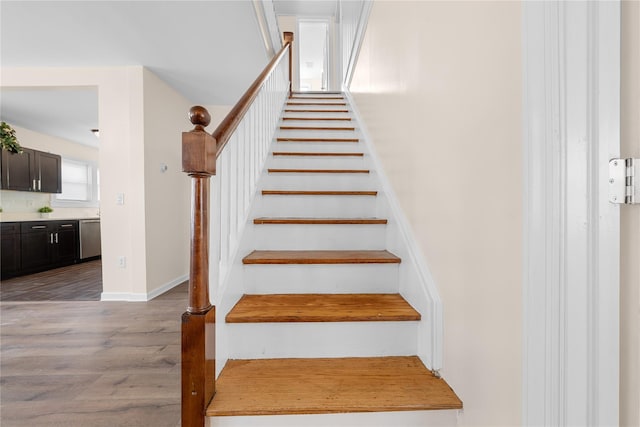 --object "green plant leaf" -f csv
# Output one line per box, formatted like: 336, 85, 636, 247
0, 122, 24, 154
